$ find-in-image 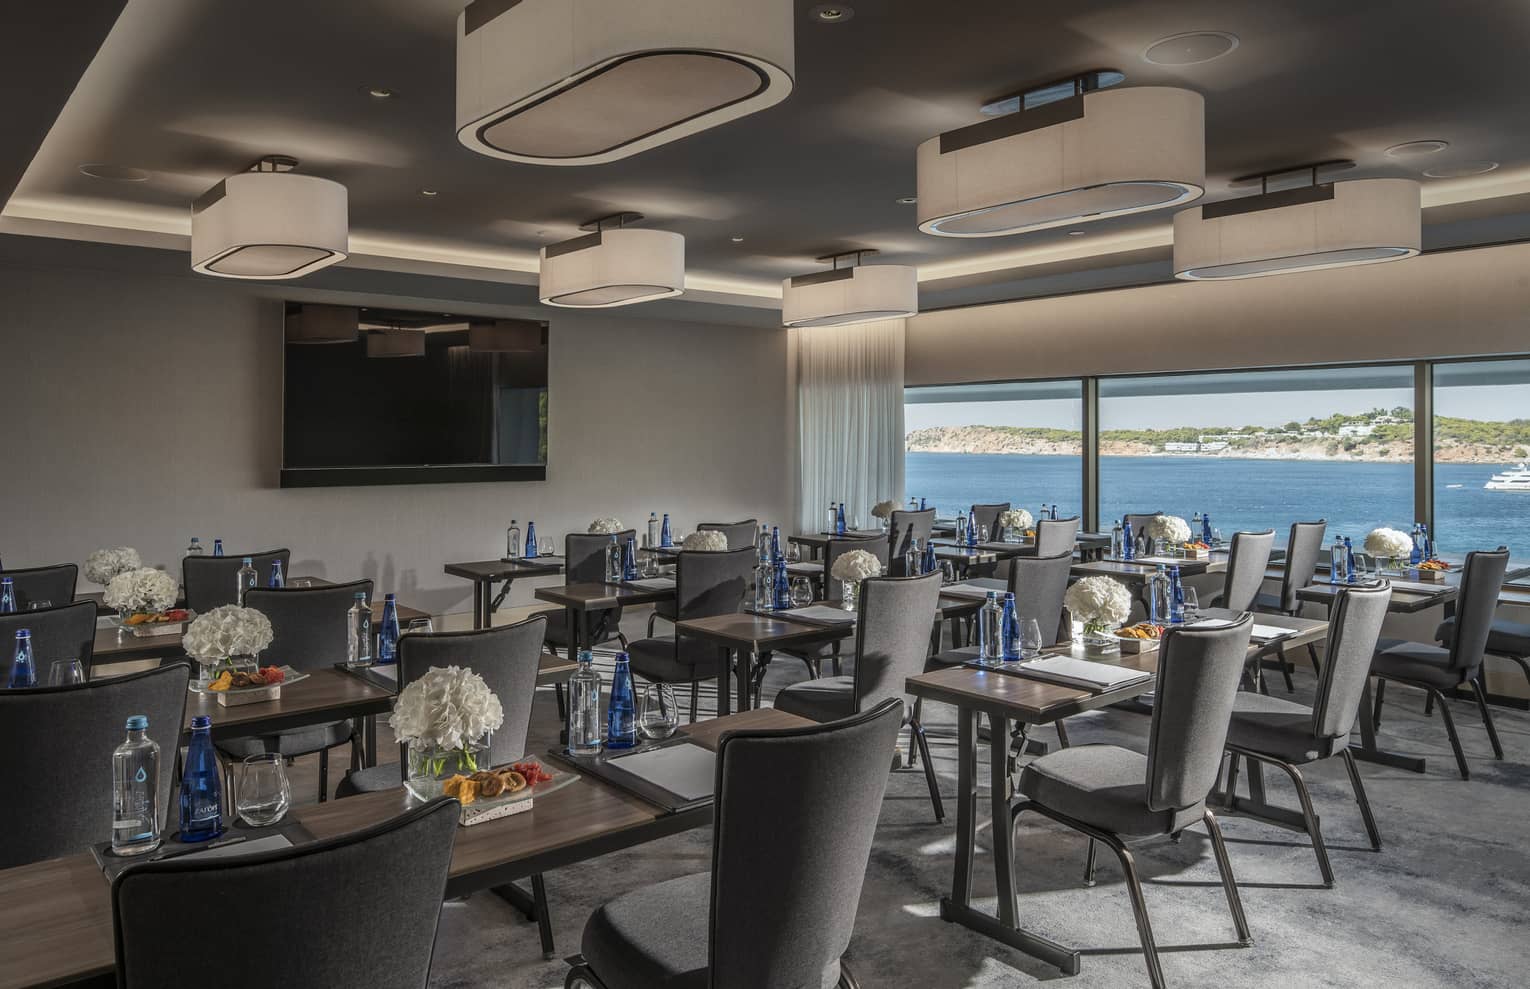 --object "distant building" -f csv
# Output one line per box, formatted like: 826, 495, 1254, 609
1339, 423, 1375, 438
